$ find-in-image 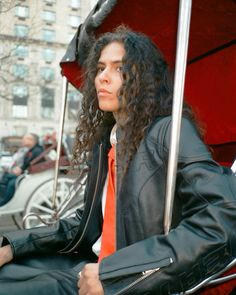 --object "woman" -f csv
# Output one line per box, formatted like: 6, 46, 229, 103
0, 26, 236, 295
